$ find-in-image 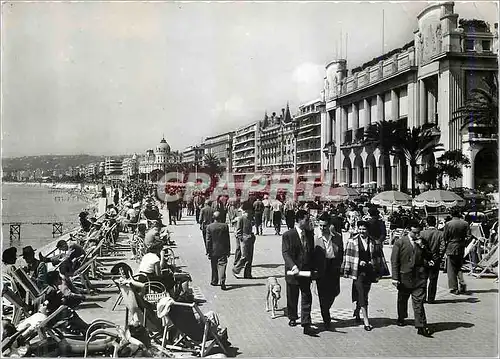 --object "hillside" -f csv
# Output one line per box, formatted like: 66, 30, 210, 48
2, 155, 108, 172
